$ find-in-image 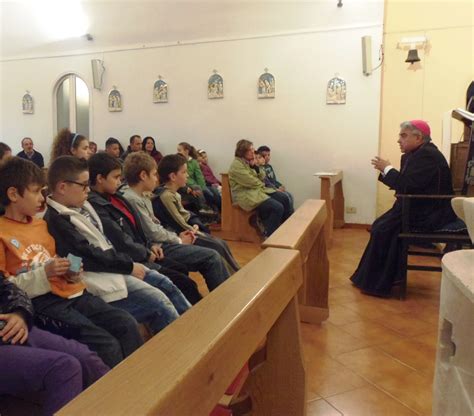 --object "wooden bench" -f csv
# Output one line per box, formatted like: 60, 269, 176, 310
263, 199, 329, 324
315, 170, 345, 248
219, 173, 262, 243
57, 248, 306, 416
